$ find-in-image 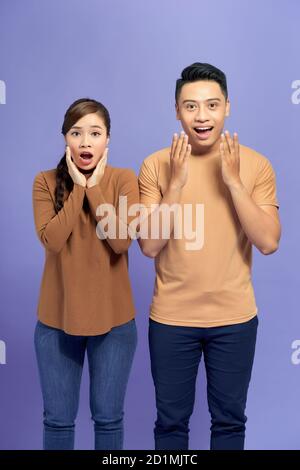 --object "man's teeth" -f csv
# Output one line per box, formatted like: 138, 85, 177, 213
194, 126, 213, 134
